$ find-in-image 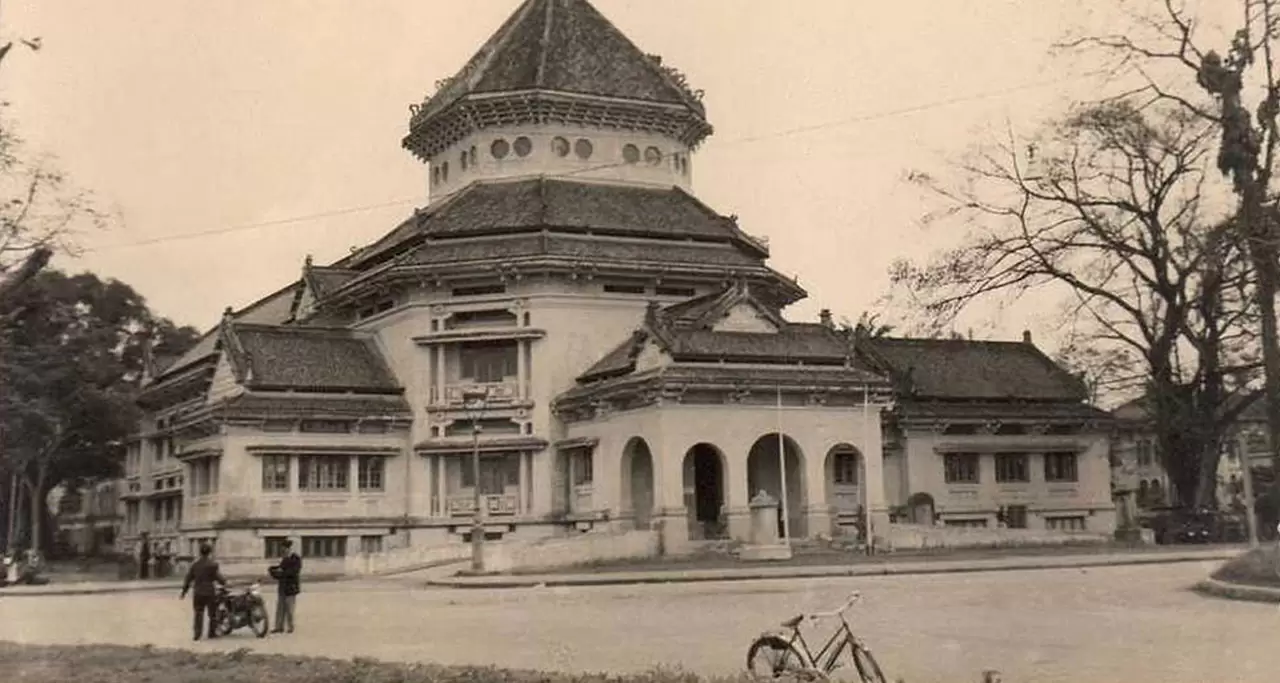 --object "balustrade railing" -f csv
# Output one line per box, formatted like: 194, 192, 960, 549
446, 494, 519, 517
